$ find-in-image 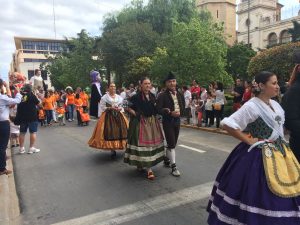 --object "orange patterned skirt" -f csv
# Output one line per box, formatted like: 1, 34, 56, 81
88, 111, 128, 150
